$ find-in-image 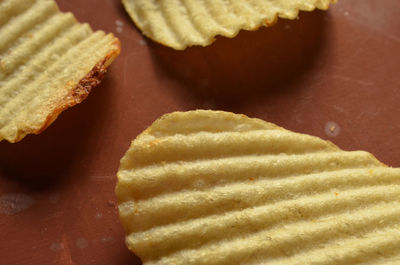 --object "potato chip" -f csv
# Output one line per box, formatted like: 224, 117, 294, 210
122, 0, 335, 50
116, 110, 400, 265
0, 0, 120, 142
